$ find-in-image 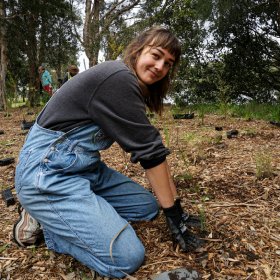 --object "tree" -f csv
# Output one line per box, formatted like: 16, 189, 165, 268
210, 0, 280, 102
37, 1, 81, 77
0, 0, 8, 110
4, 0, 80, 107
76, 0, 142, 67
